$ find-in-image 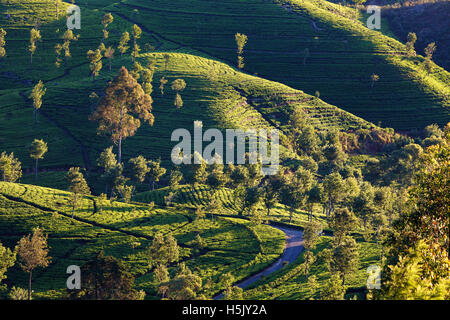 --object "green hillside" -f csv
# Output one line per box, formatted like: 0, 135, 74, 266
0, 0, 447, 303
96, 0, 449, 130
0, 181, 285, 298
0, 0, 375, 179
